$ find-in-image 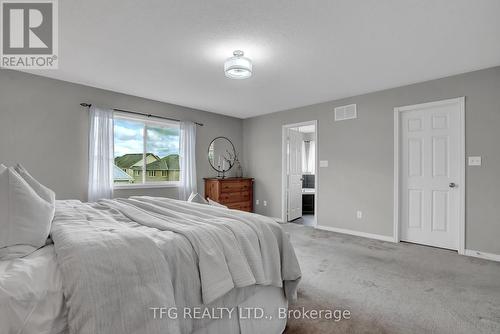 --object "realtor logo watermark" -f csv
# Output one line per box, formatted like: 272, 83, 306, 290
1, 0, 58, 69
